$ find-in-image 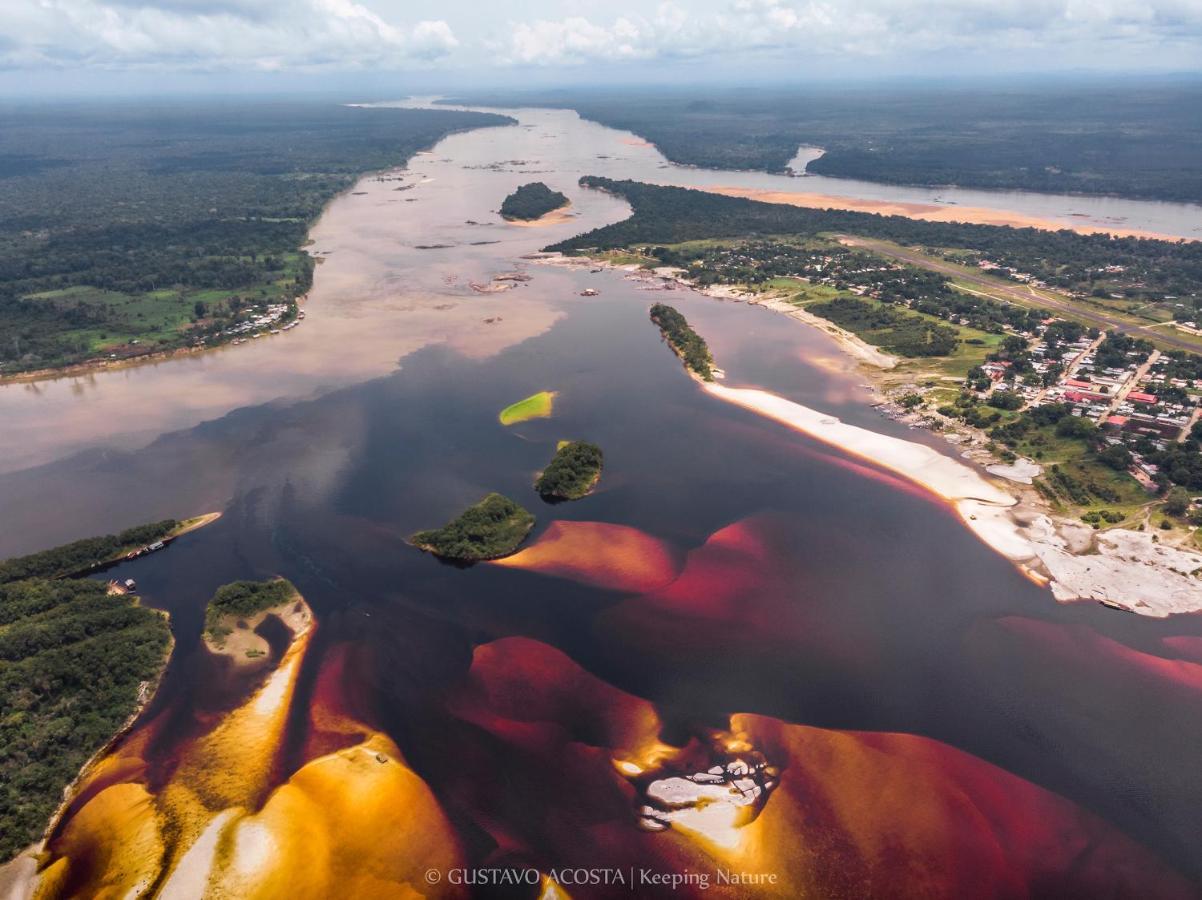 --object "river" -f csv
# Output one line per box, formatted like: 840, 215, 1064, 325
4, 102, 1202, 897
